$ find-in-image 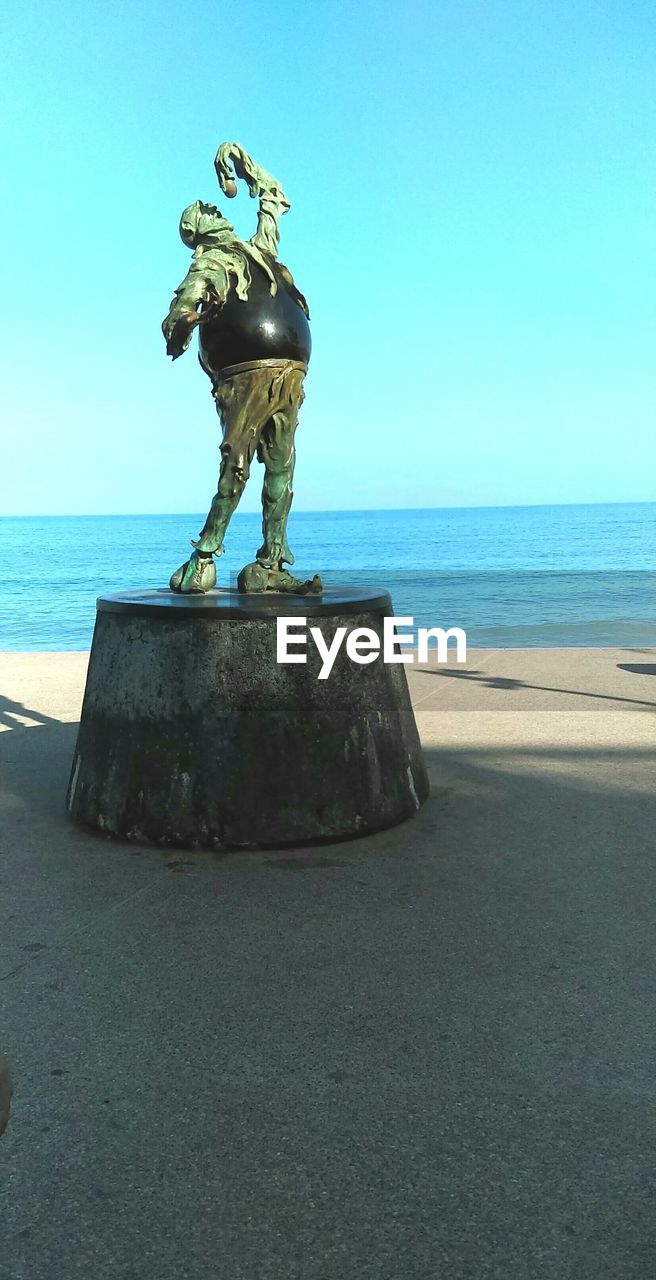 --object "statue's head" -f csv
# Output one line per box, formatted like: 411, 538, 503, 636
179, 200, 235, 248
